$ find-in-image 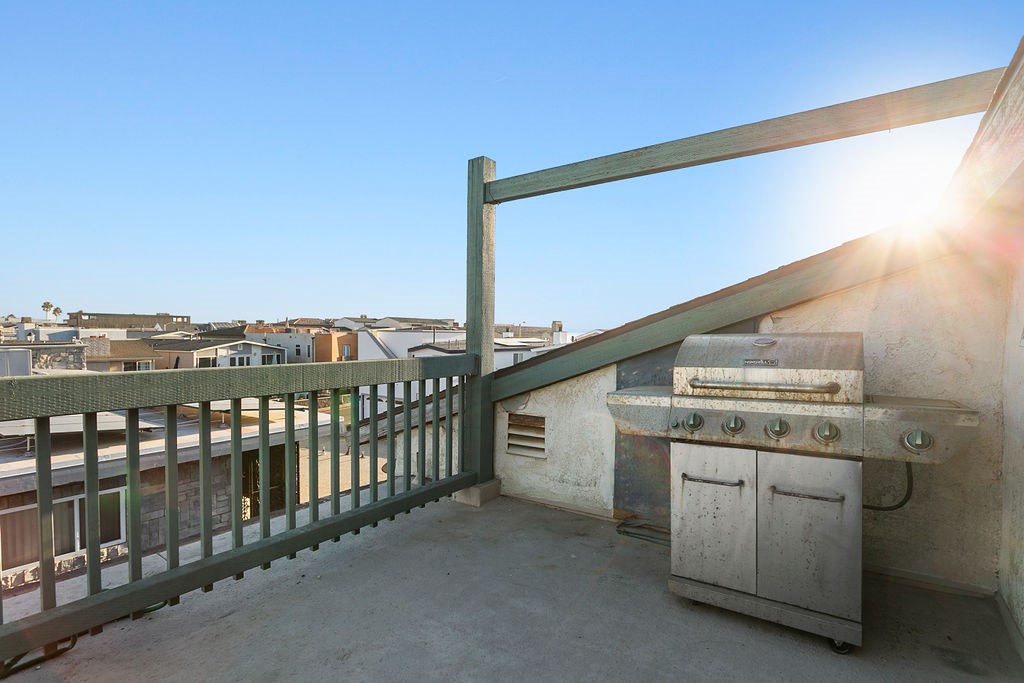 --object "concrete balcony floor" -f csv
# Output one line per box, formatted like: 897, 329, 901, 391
16, 496, 1024, 682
